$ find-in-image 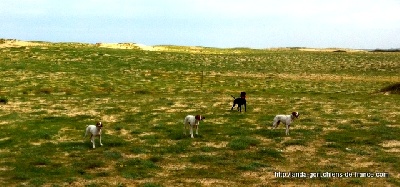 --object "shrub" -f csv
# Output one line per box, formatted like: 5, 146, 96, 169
0, 97, 8, 104
380, 83, 400, 94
